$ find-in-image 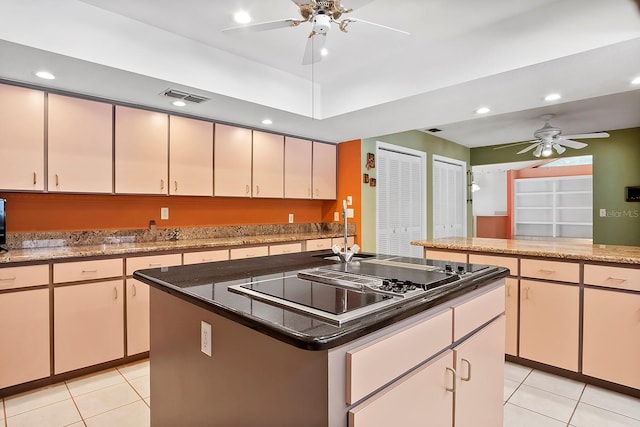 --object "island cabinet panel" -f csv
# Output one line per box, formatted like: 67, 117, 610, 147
454, 316, 505, 427
169, 115, 213, 196
183, 249, 229, 265
126, 278, 150, 355
0, 264, 49, 291
284, 136, 312, 199
214, 124, 252, 197
583, 264, 640, 292
504, 278, 519, 356
54, 280, 124, 374
520, 258, 579, 283
252, 131, 284, 198
348, 350, 454, 427
47, 94, 113, 193
115, 106, 168, 195
0, 84, 45, 191
0, 289, 50, 389
424, 250, 467, 263
346, 309, 452, 405
312, 142, 336, 200
53, 258, 122, 283
452, 283, 504, 341
519, 280, 579, 371
583, 288, 640, 390
468, 254, 518, 276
